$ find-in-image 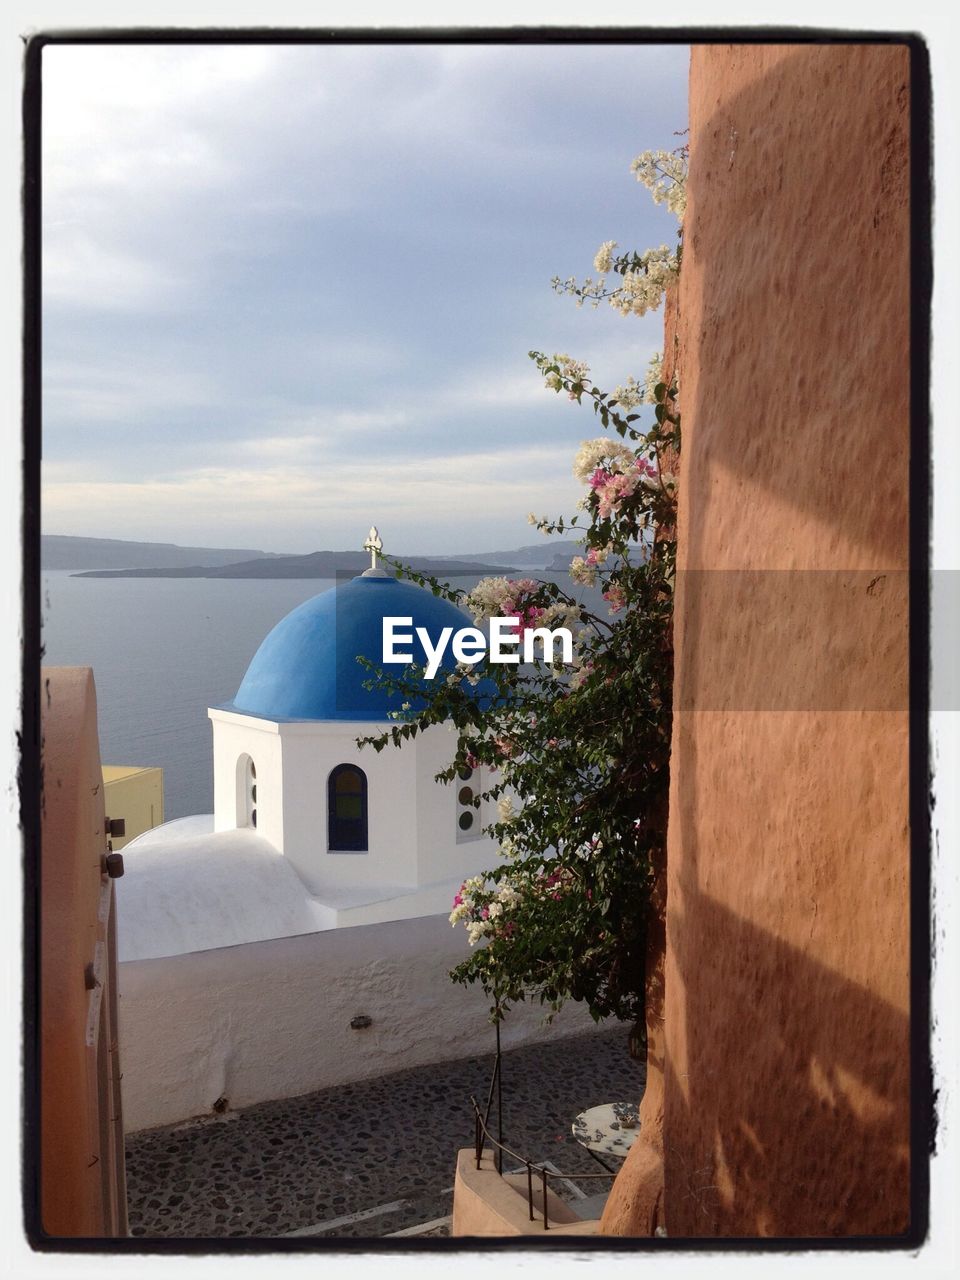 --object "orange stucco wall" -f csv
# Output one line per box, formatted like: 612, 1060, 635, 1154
40, 667, 126, 1237
606, 43, 912, 1238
